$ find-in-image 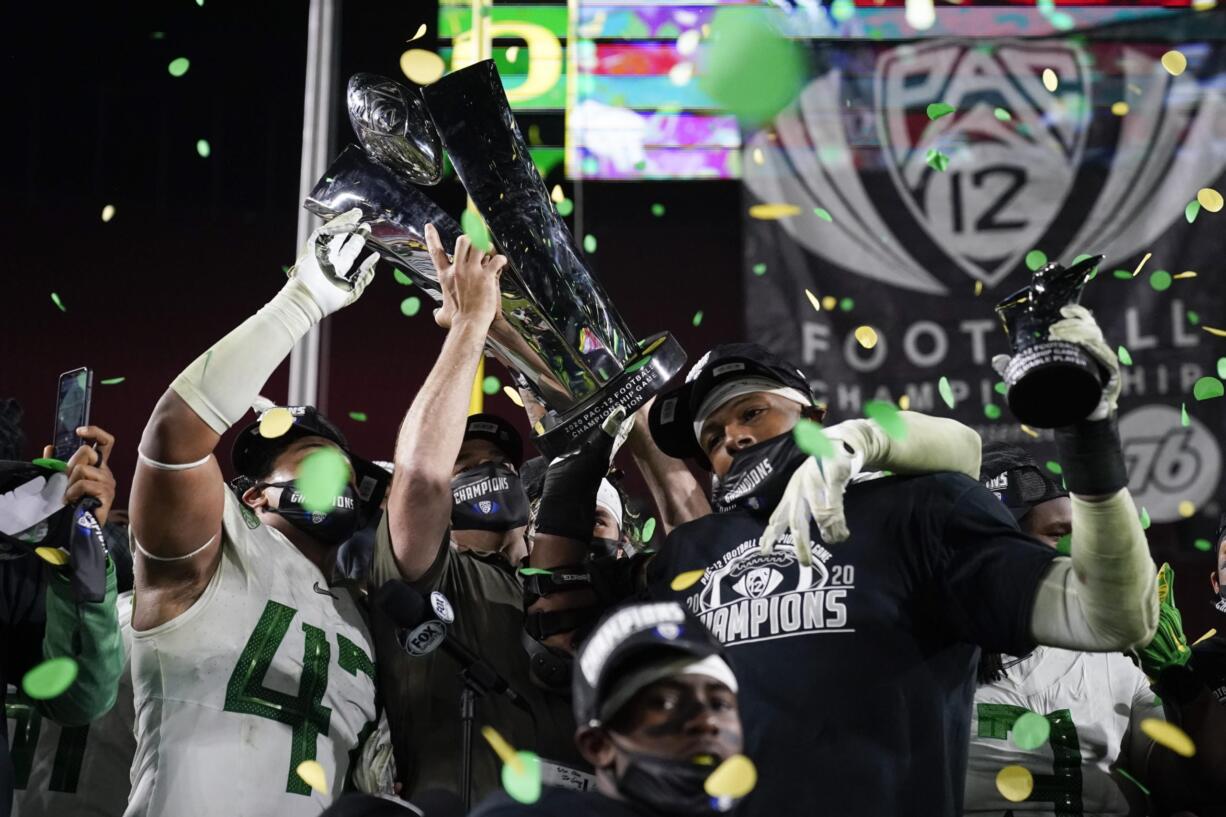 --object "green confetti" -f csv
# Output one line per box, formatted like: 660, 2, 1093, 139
1185, 200, 1201, 223
1181, 402, 1190, 427
99, 377, 125, 385
1149, 270, 1172, 292
1188, 311, 1200, 325
296, 447, 350, 514
864, 400, 907, 440
1139, 507, 1151, 530
556, 198, 574, 217
830, 0, 855, 21
517, 567, 554, 576
839, 297, 854, 312
752, 263, 767, 276
22, 657, 78, 701
624, 356, 652, 375
348, 411, 367, 422
195, 139, 211, 158
813, 207, 833, 222
641, 517, 657, 542
793, 418, 835, 459
938, 376, 955, 409
461, 209, 492, 252
1193, 376, 1225, 401
984, 404, 1002, 420
691, 310, 704, 327
1112, 269, 1134, 280
393, 267, 414, 286
1025, 250, 1048, 271
926, 102, 955, 121
994, 107, 1012, 121
151, 31, 165, 39
1048, 11, 1075, 30
1056, 533, 1072, 555
31, 458, 67, 472
1011, 712, 1051, 750
1045, 460, 1063, 475
501, 750, 542, 804
651, 203, 665, 217
1117, 346, 1132, 366
698, 7, 806, 125
1116, 767, 1151, 797
994, 381, 1008, 395
583, 234, 597, 253
167, 57, 191, 77
1194, 538, 1213, 552
483, 376, 501, 395
925, 148, 950, 172
400, 297, 422, 317
1218, 358, 1226, 379
51, 292, 66, 312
